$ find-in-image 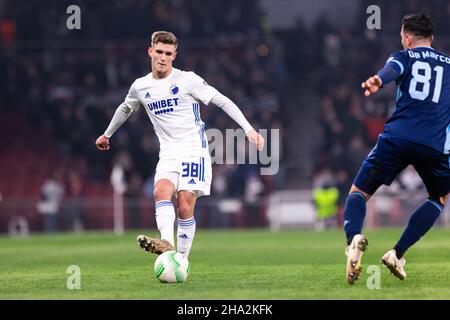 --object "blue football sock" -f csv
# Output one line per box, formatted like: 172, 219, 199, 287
394, 199, 443, 258
343, 192, 367, 245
